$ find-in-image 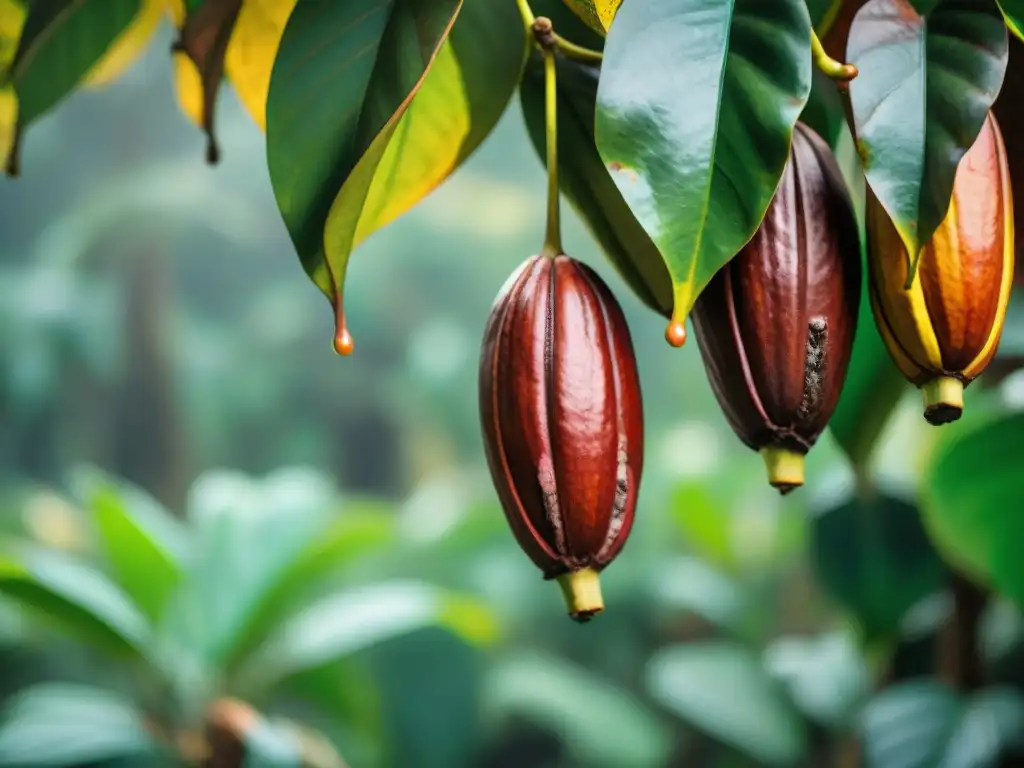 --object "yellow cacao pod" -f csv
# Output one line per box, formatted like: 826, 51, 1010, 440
867, 112, 1015, 425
